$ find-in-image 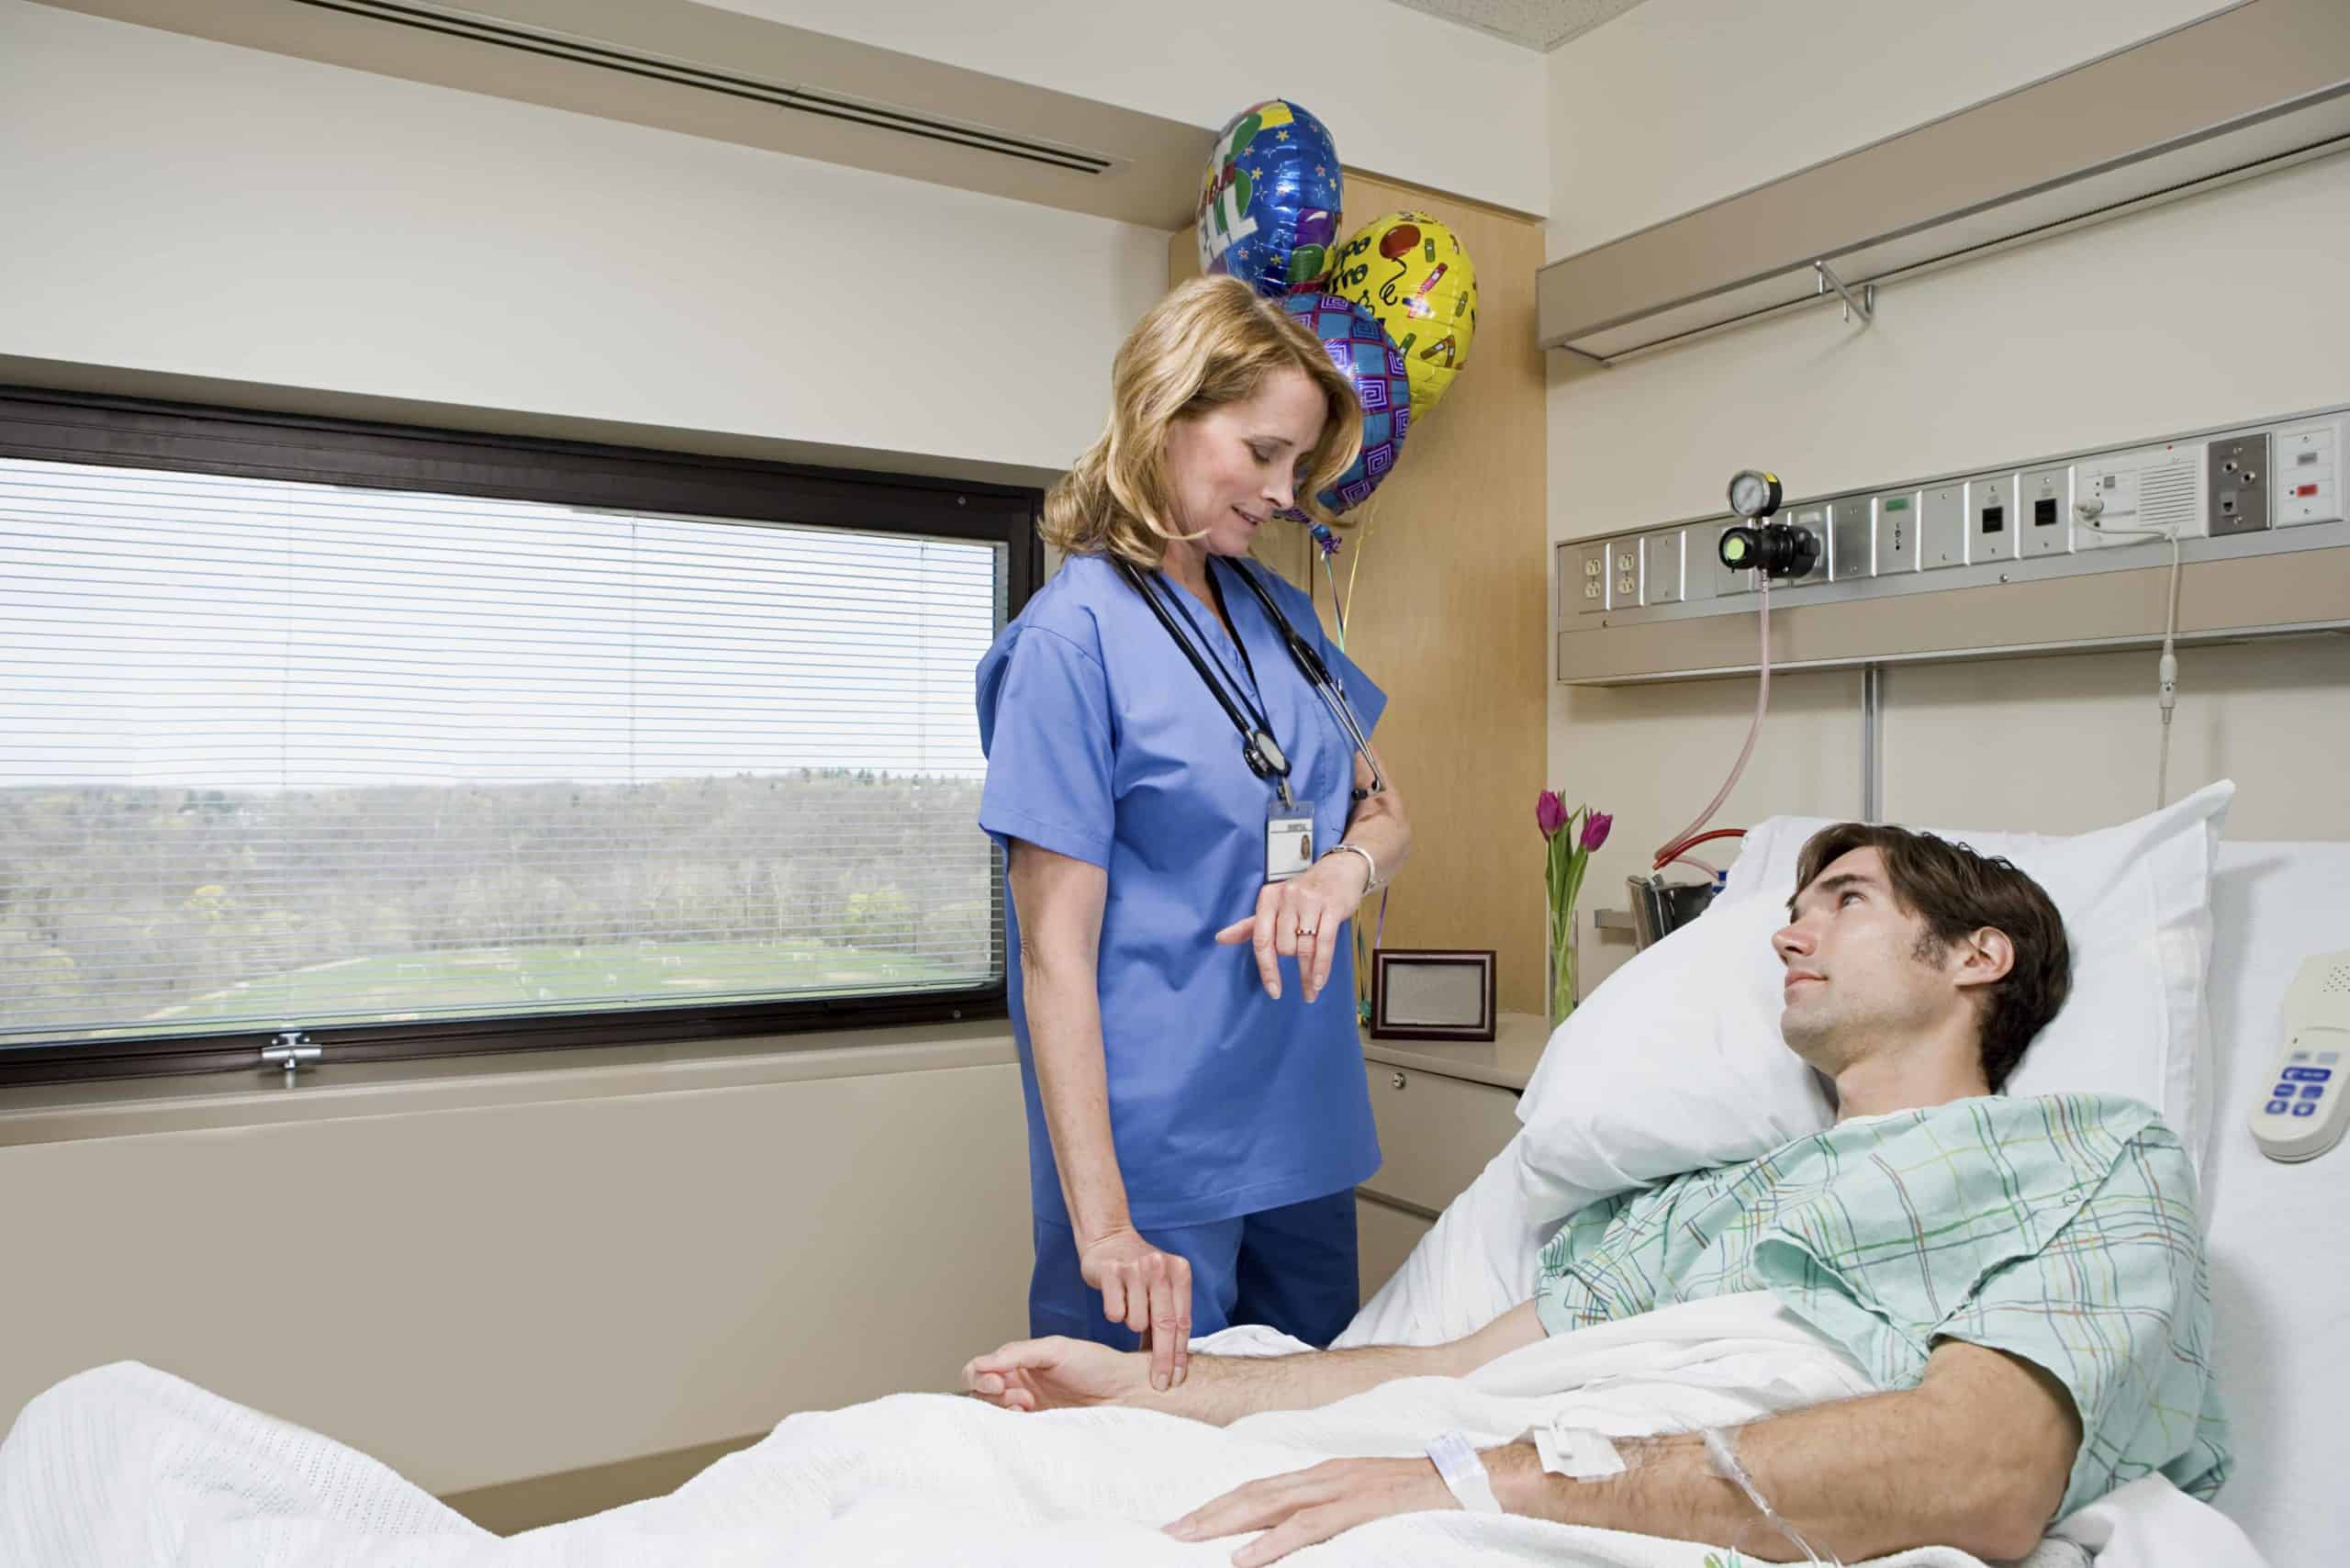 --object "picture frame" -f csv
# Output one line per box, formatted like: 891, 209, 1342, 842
1368, 948, 1497, 1042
